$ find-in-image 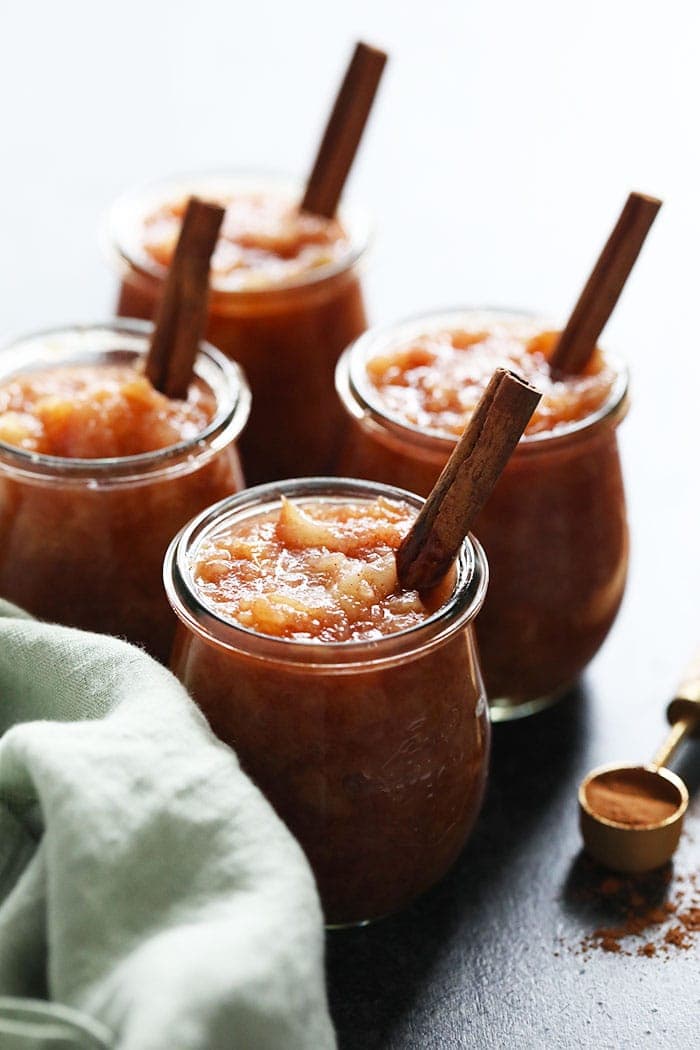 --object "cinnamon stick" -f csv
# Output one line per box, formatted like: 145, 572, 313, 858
300, 41, 387, 219
549, 191, 662, 376
145, 197, 225, 399
396, 370, 541, 592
